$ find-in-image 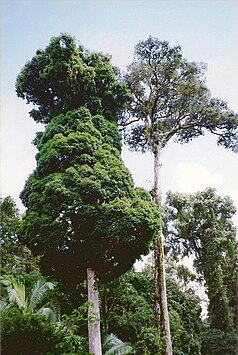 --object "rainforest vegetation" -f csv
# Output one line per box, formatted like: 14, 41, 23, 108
1, 34, 238, 355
